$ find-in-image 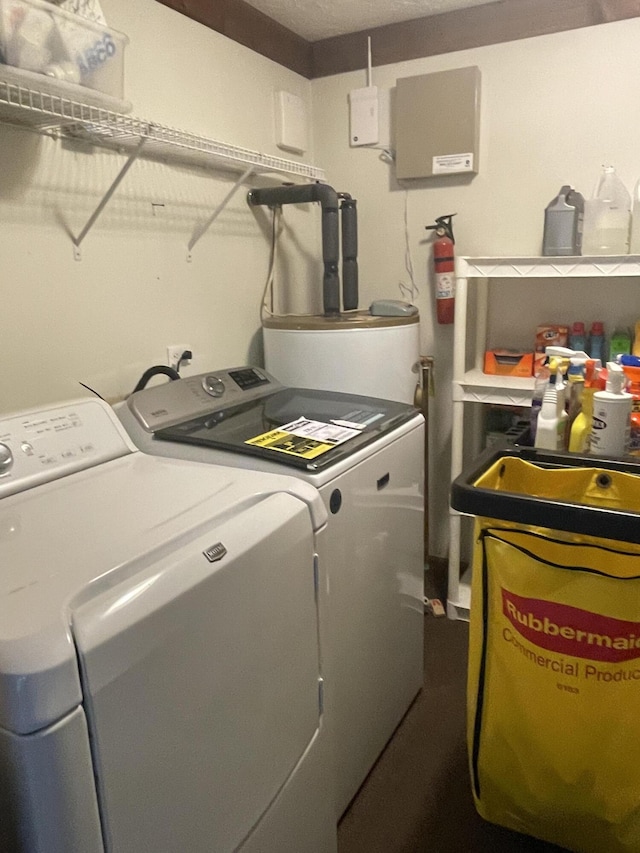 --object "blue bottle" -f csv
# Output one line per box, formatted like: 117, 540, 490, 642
588, 321, 605, 362
569, 322, 586, 353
